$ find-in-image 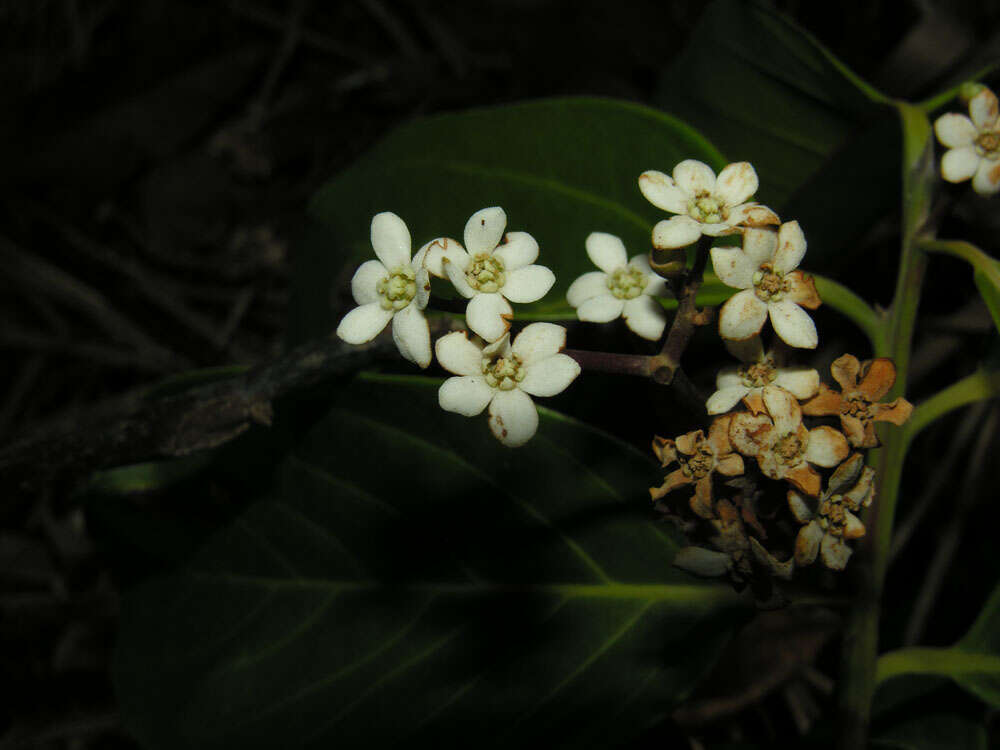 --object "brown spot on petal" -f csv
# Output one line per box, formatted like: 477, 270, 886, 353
801, 385, 844, 417
785, 463, 821, 497
785, 271, 822, 310
874, 397, 914, 426
857, 358, 897, 401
